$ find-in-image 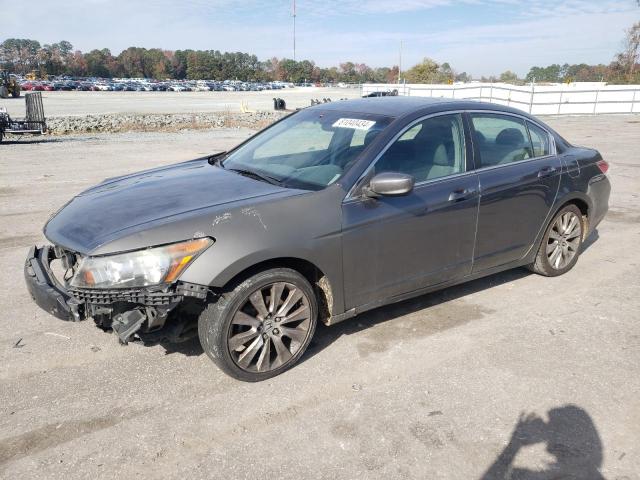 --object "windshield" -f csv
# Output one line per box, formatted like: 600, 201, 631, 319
221, 109, 392, 190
